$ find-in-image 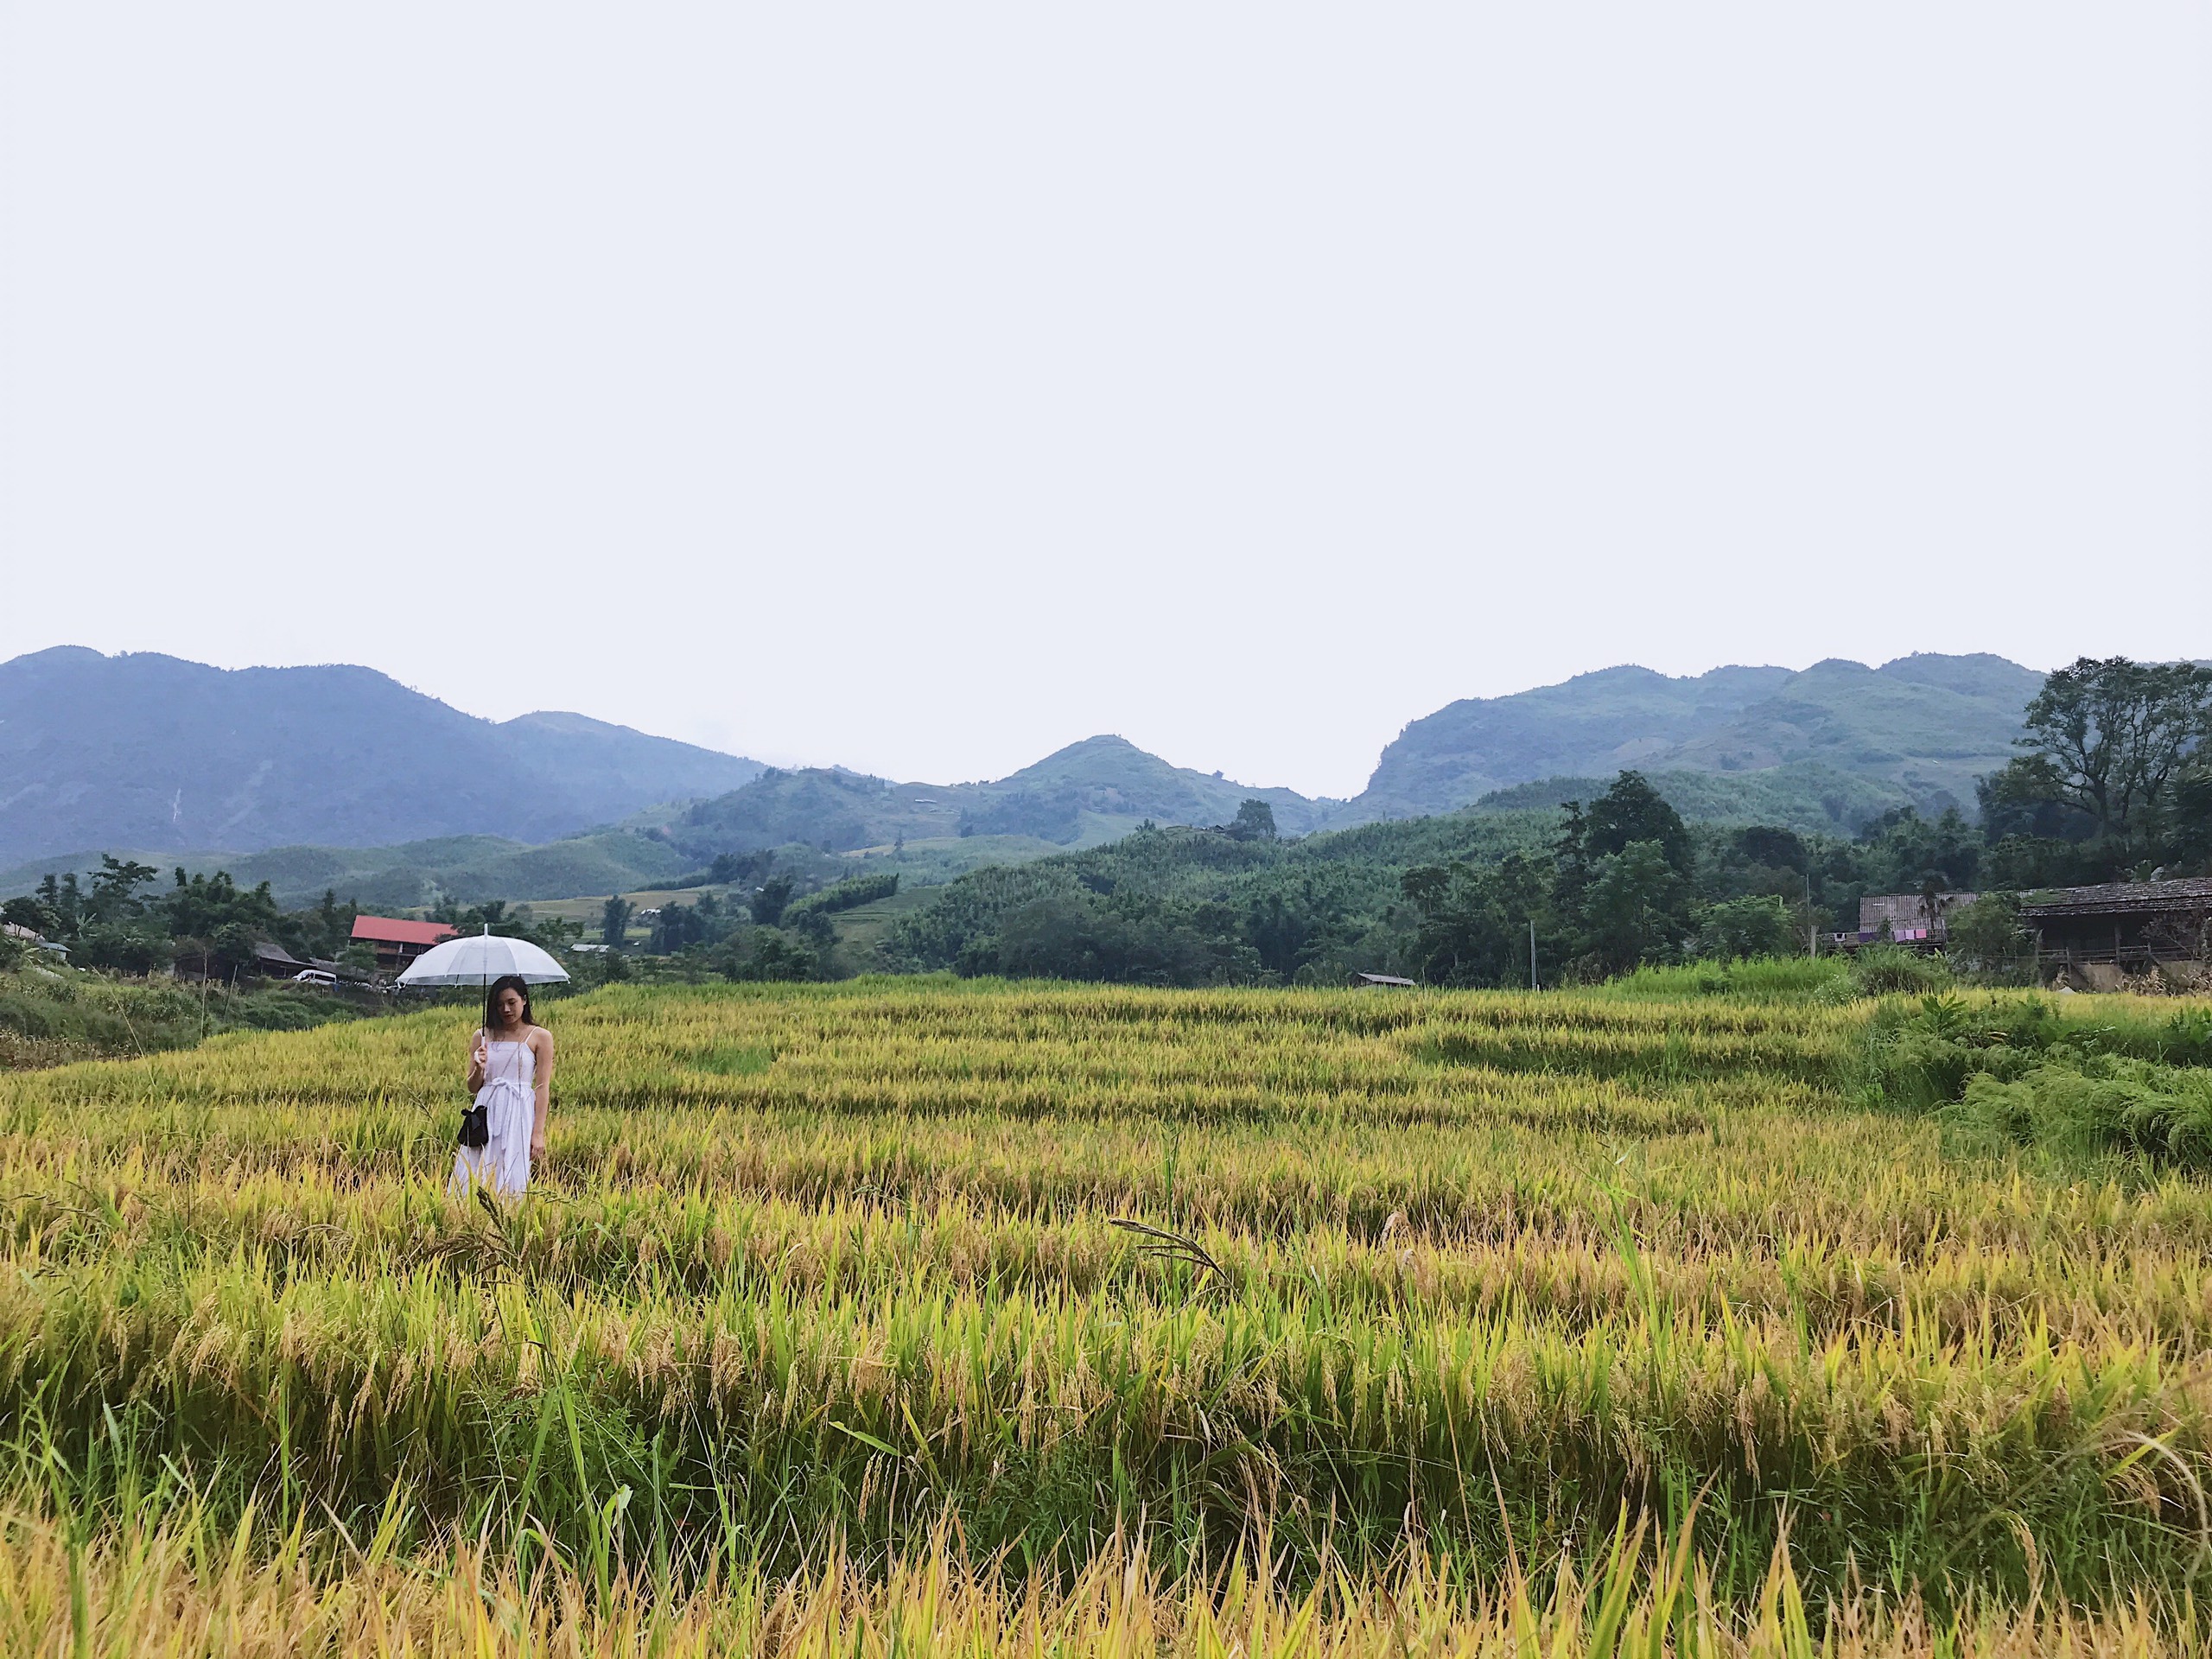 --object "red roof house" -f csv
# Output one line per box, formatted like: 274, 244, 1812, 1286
351, 915, 460, 971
